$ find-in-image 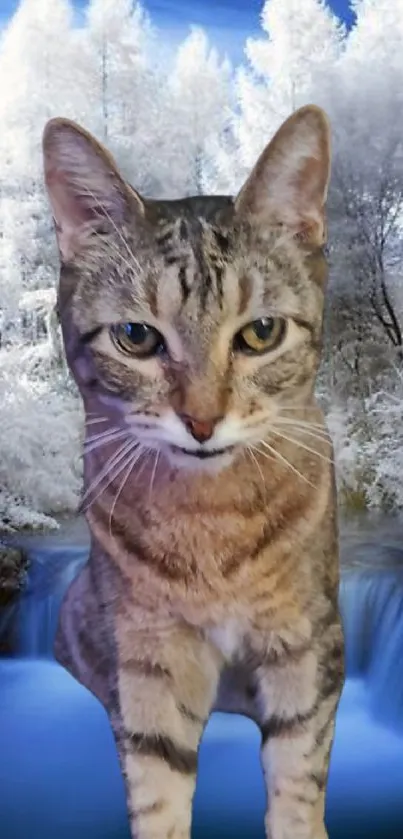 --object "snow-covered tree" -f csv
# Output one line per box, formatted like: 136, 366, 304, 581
323, 0, 403, 377
0, 0, 76, 172
230, 0, 345, 183
0, 0, 76, 323
76, 0, 163, 191
346, 0, 403, 71
163, 27, 233, 196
